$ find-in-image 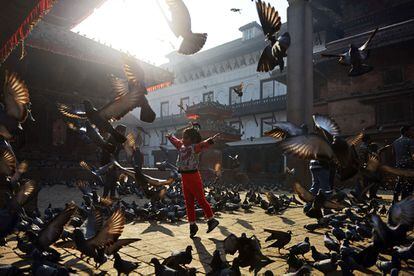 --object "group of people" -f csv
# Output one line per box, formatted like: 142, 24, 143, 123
308, 125, 414, 203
